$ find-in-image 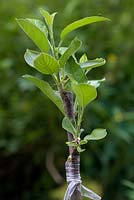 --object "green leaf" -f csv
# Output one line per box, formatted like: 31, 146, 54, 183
80, 140, 88, 145
24, 49, 40, 67
16, 18, 49, 52
84, 128, 107, 141
58, 47, 68, 55
77, 146, 85, 153
80, 58, 106, 71
23, 75, 64, 114
66, 141, 77, 147
61, 16, 110, 40
88, 78, 105, 88
34, 53, 60, 74
59, 37, 81, 67
62, 117, 76, 135
58, 47, 78, 63
71, 82, 97, 107
79, 54, 88, 63
65, 58, 87, 83
40, 8, 57, 28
